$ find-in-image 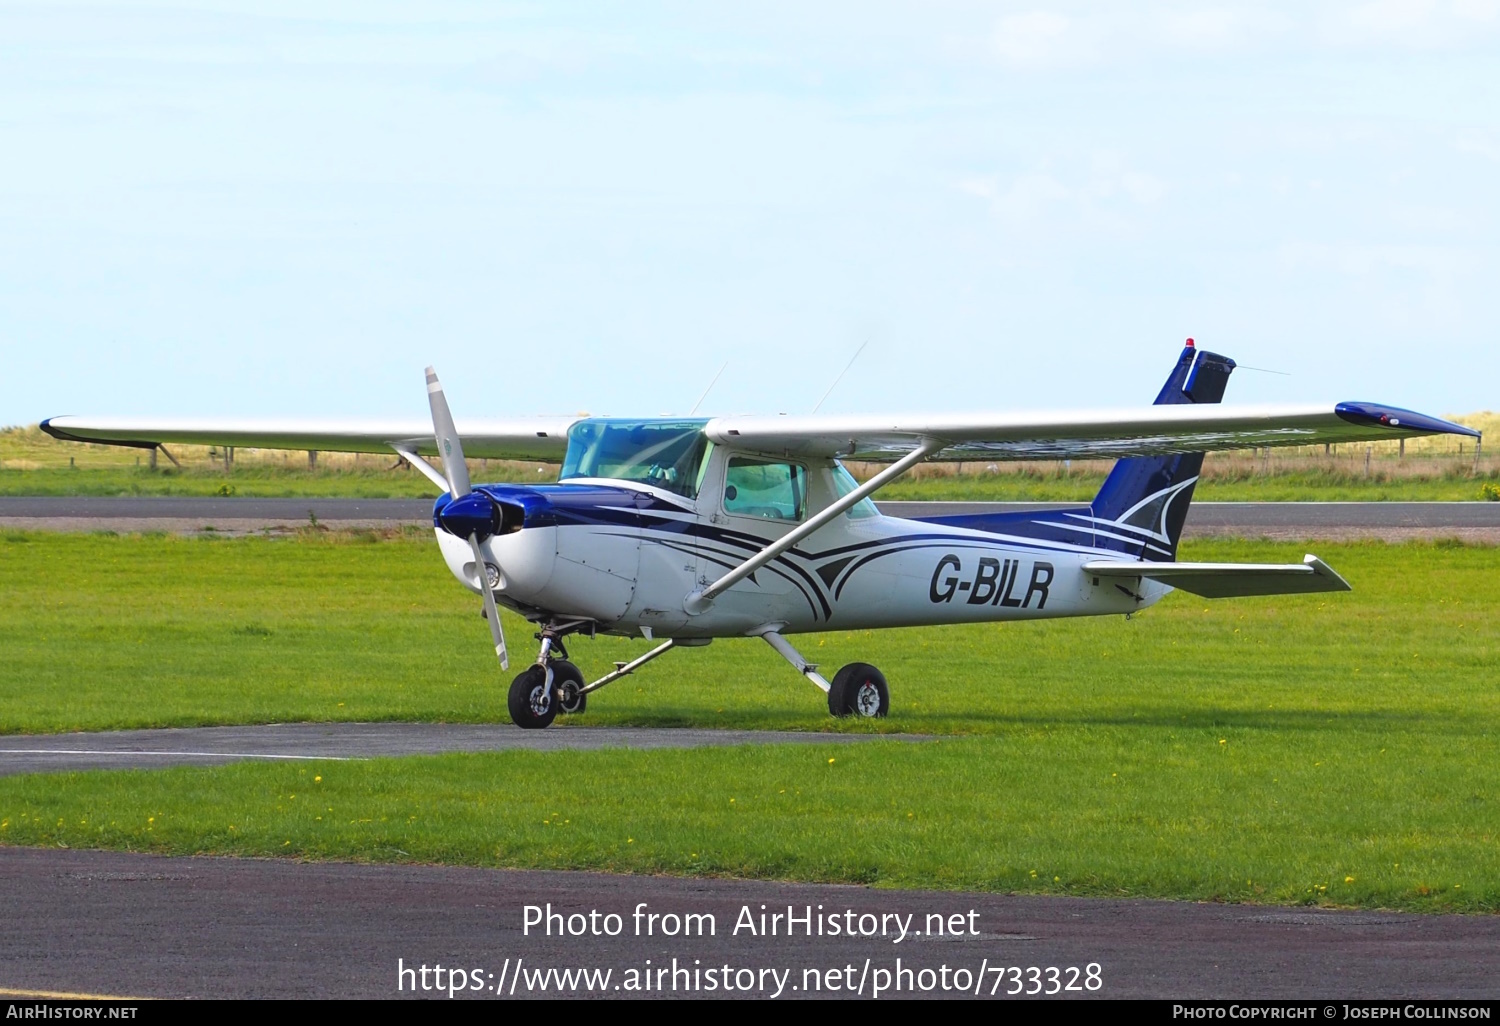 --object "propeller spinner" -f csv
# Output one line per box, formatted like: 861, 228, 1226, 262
426, 366, 509, 671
